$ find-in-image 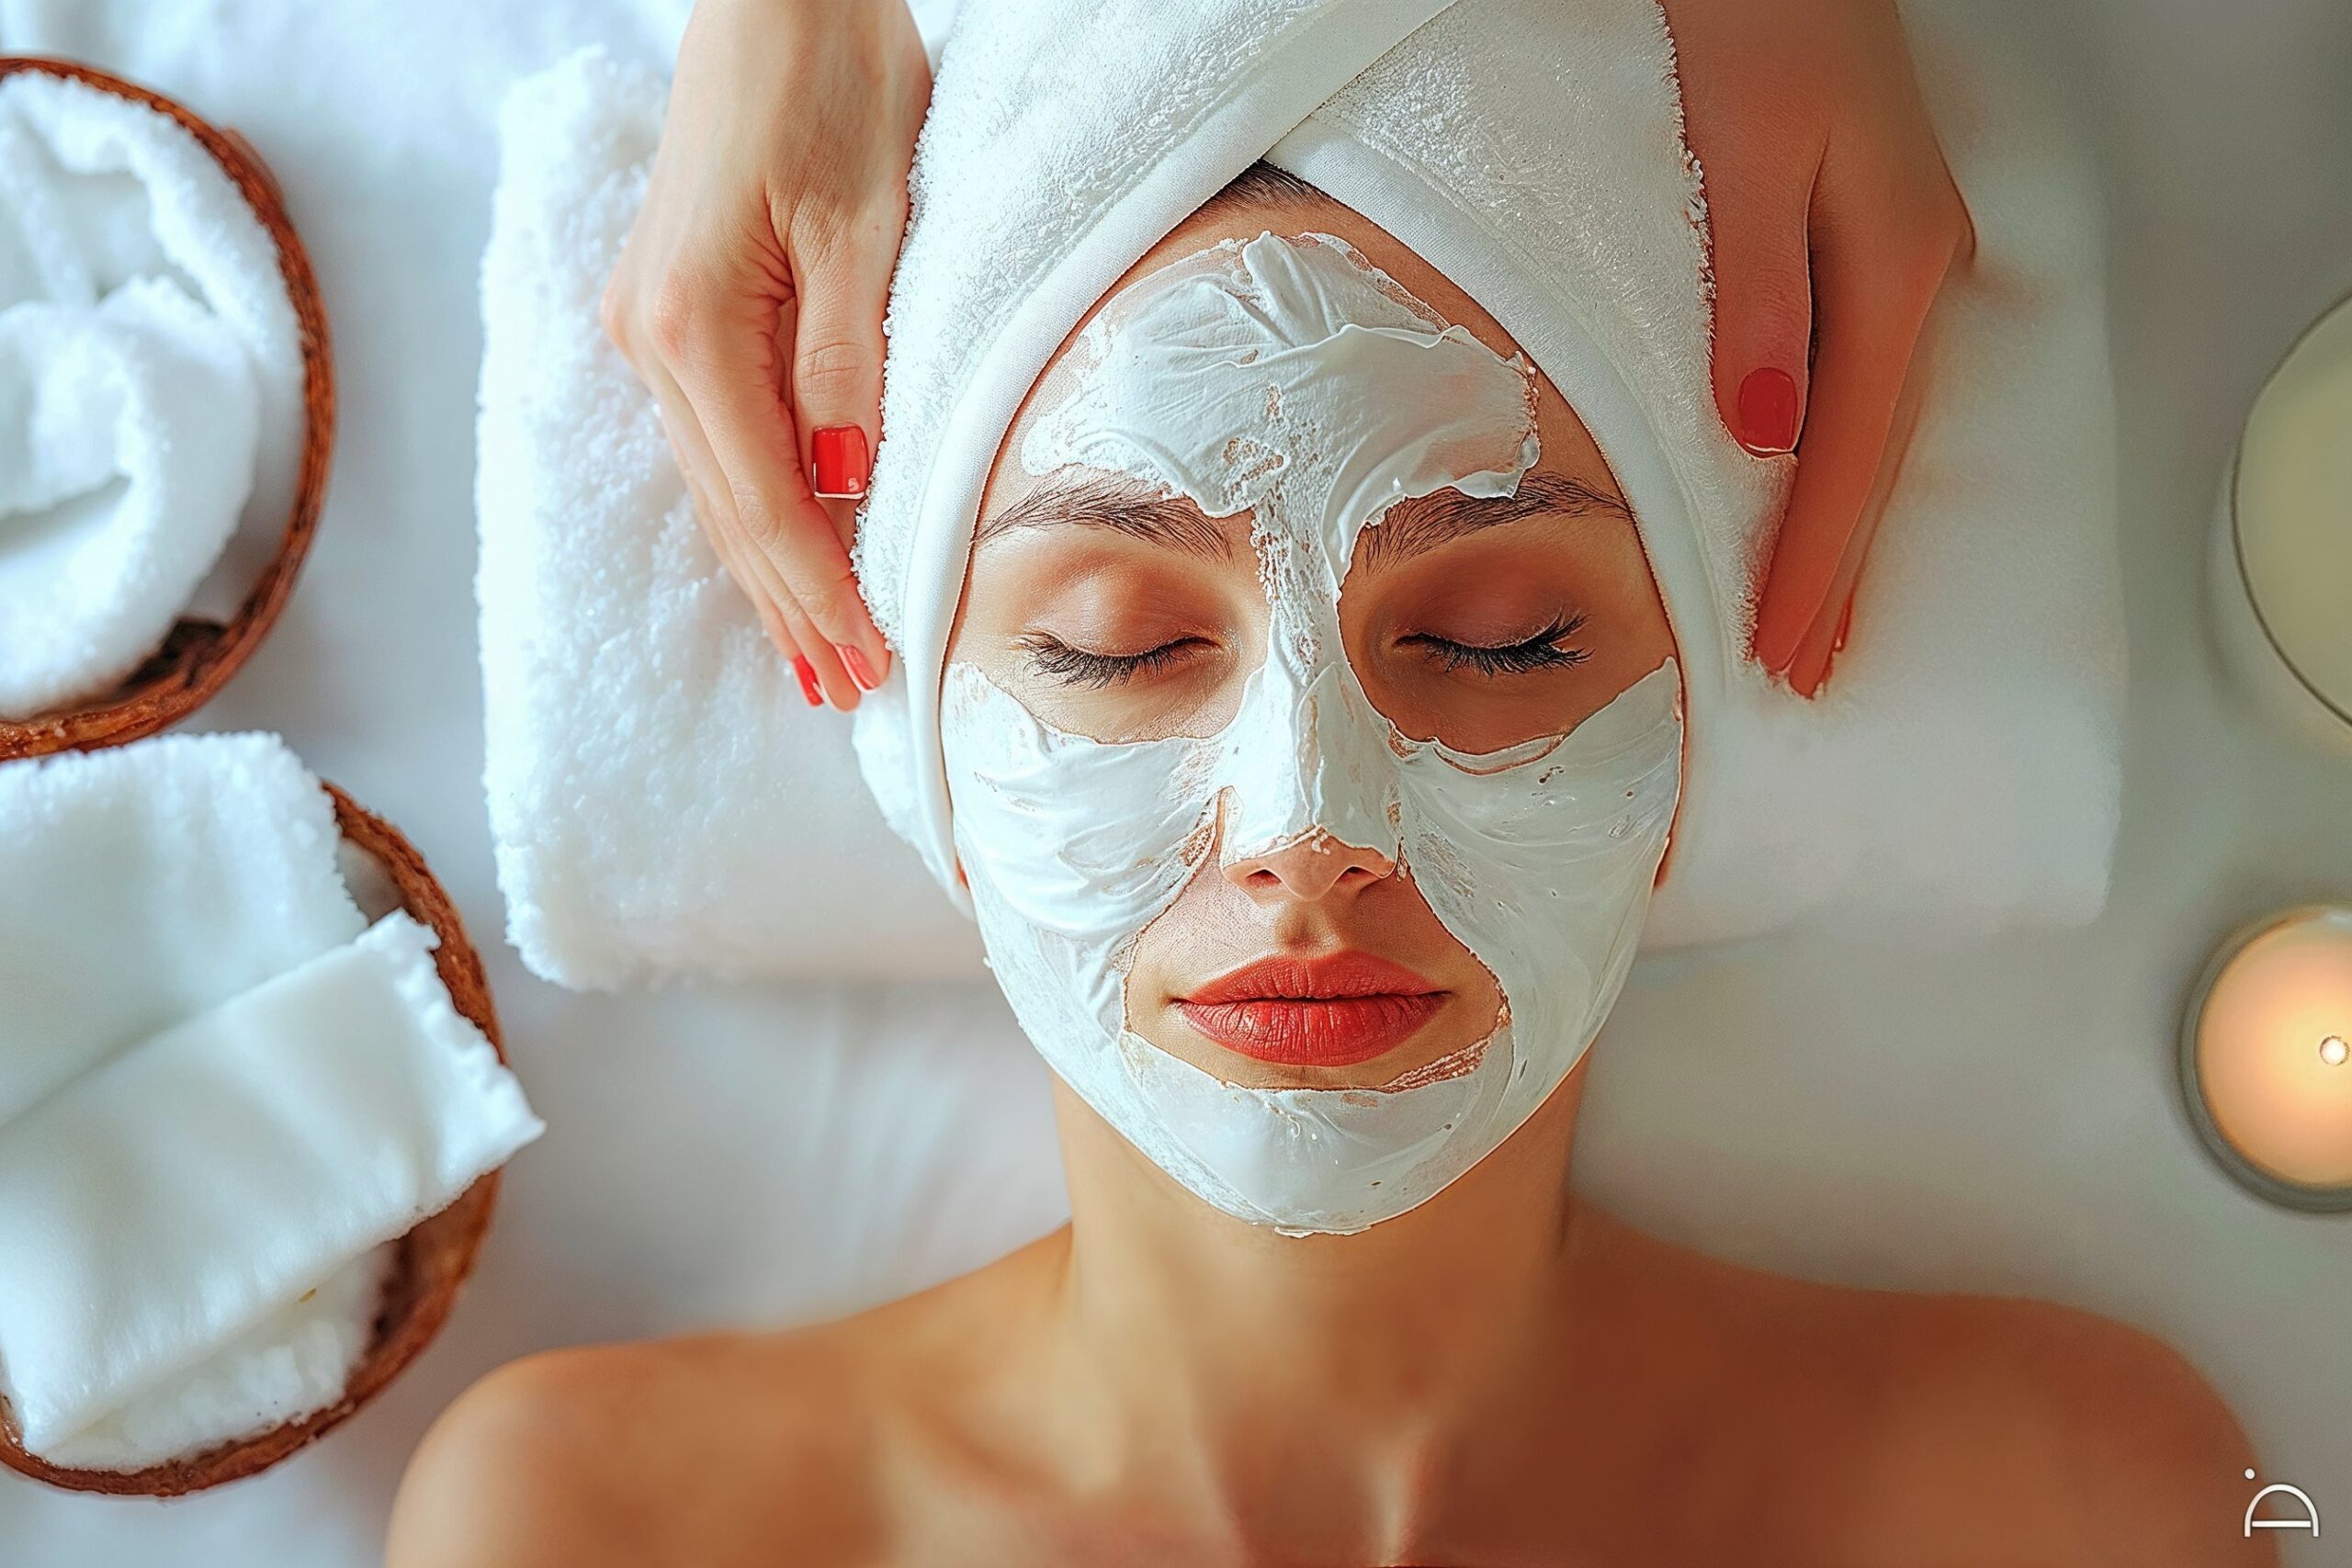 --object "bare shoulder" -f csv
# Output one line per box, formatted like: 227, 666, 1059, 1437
1833, 1291, 2273, 1565
385, 1237, 1067, 1568
1576, 1213, 2271, 1565
386, 1327, 888, 1568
